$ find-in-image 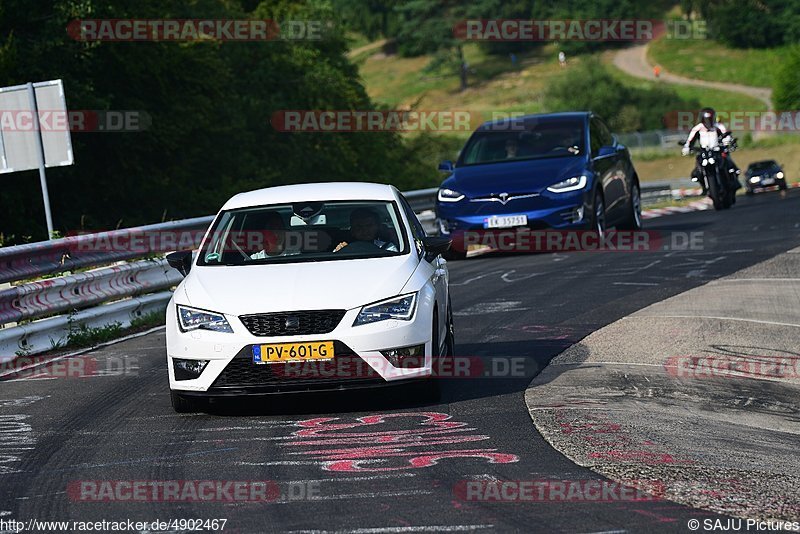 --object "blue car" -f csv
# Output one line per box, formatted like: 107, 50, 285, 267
435, 112, 642, 259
